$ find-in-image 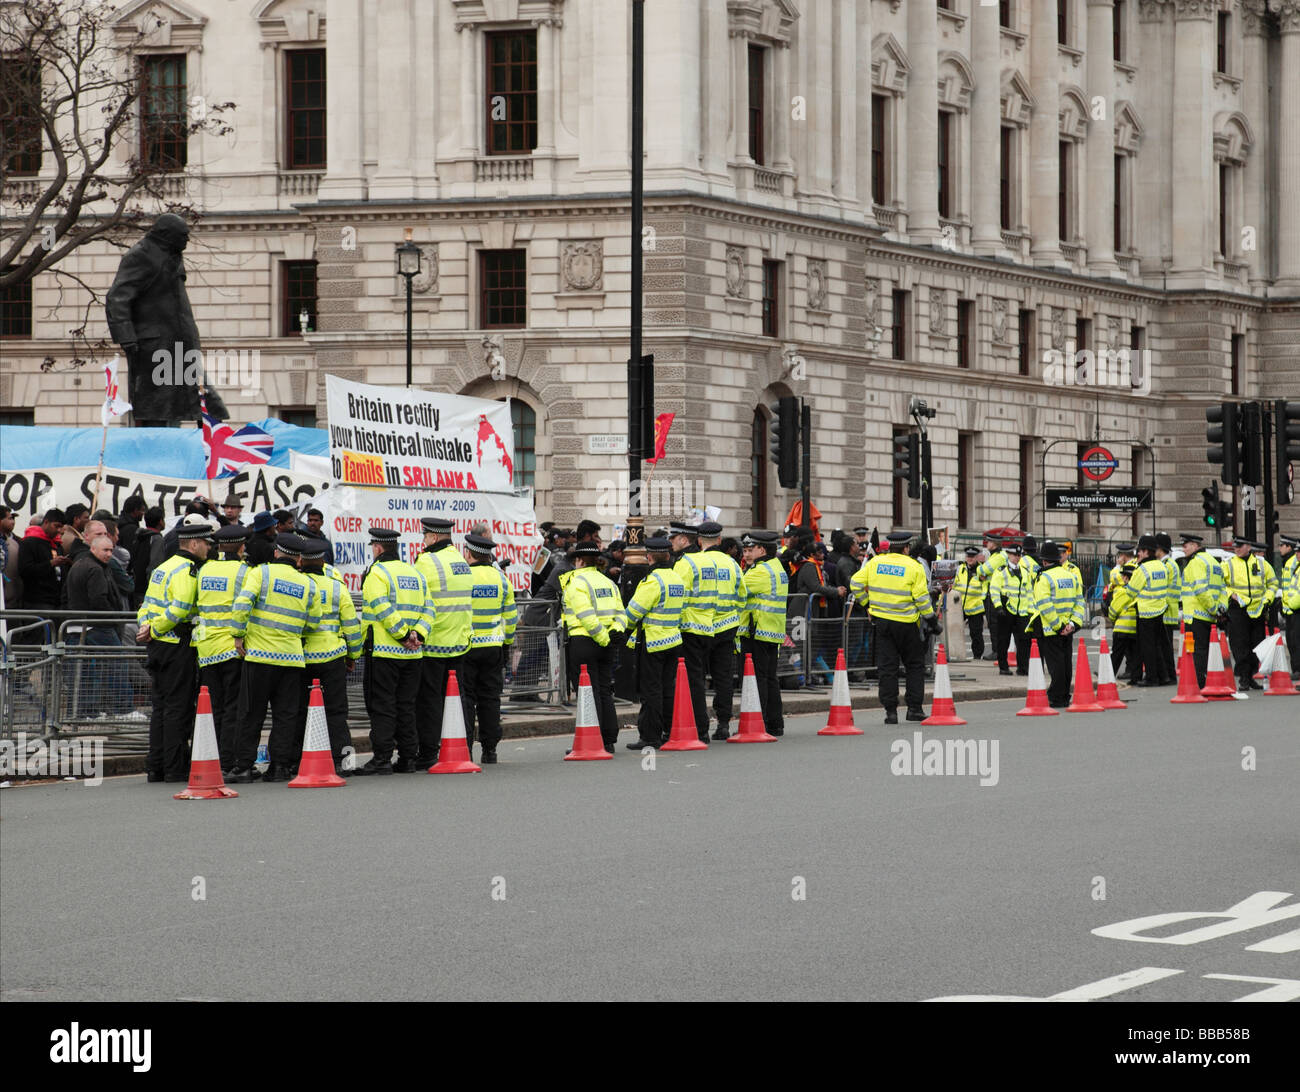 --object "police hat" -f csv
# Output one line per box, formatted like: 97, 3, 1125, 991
1179, 532, 1204, 544
214, 524, 250, 544
1021, 534, 1038, 555
1121, 563, 1136, 576
1004, 542, 1022, 555
1280, 534, 1300, 548
963, 546, 982, 557
1137, 534, 1158, 552
421, 516, 454, 534
465, 533, 496, 556
299, 538, 327, 559
1114, 542, 1136, 554
697, 520, 723, 537
176, 513, 215, 540
1155, 532, 1173, 552
1251, 541, 1267, 551
645, 536, 671, 552
1230, 536, 1254, 549
275, 533, 304, 556
668, 520, 699, 537
853, 526, 870, 535
571, 540, 601, 558
742, 529, 778, 548
886, 530, 916, 544
251, 511, 276, 533
1039, 540, 1062, 563
369, 526, 400, 543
